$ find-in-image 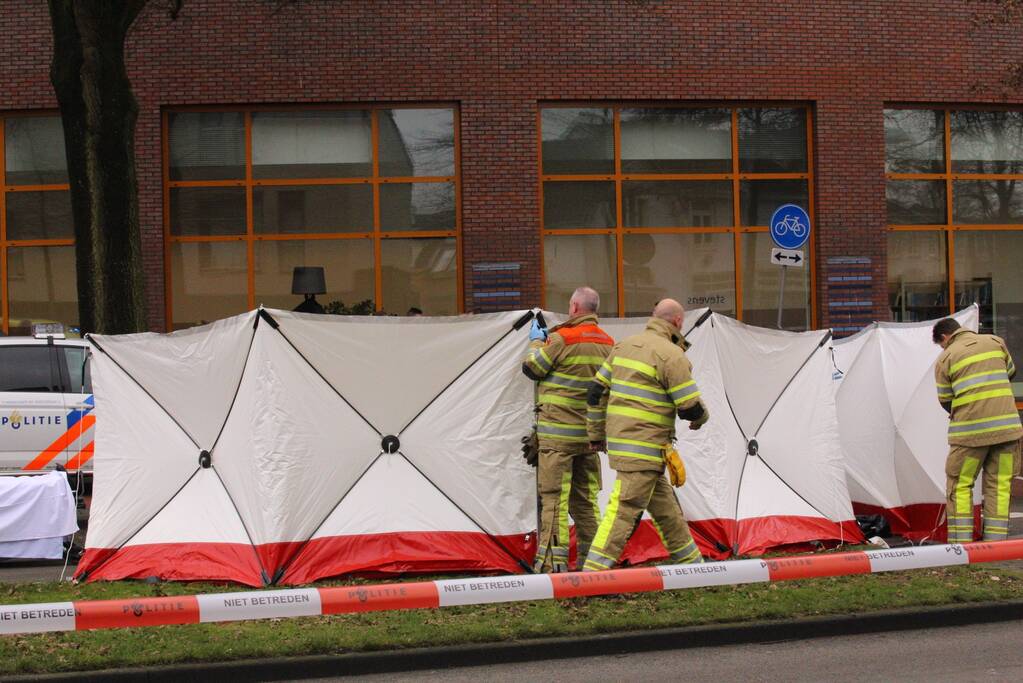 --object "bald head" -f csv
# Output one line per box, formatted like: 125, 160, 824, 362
568, 286, 600, 317
653, 298, 685, 332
